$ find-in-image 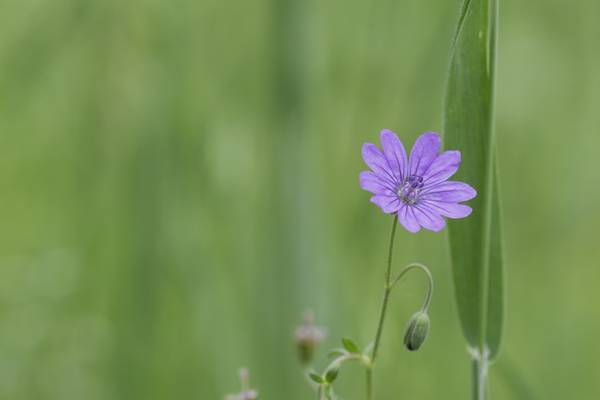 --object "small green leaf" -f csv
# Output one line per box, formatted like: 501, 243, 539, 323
341, 338, 360, 354
308, 372, 325, 384
325, 366, 339, 383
